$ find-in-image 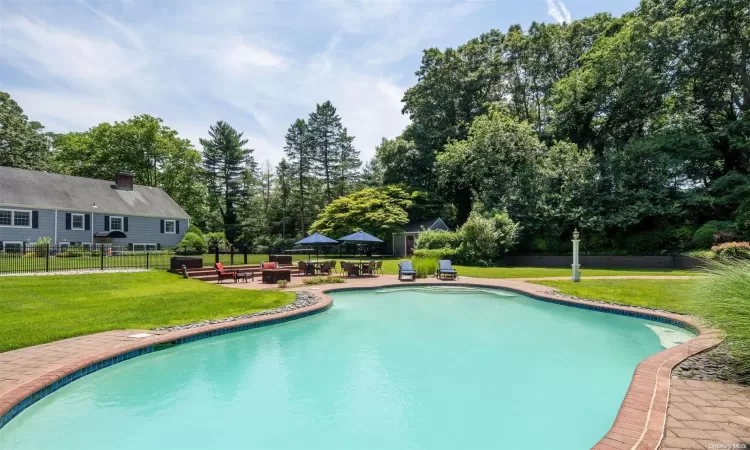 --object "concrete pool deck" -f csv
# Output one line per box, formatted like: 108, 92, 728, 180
0, 275, 744, 449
